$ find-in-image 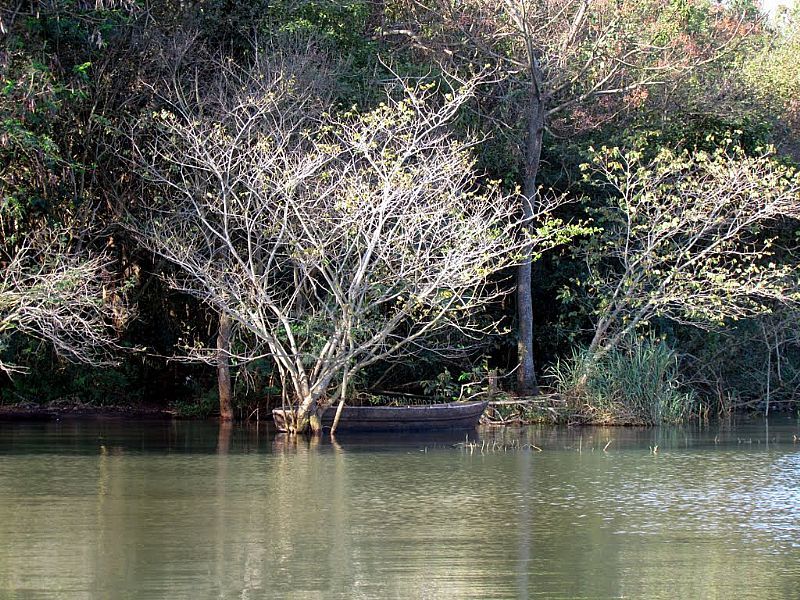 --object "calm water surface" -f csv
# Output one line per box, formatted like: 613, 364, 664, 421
1, 417, 799, 599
